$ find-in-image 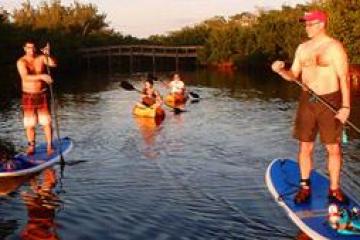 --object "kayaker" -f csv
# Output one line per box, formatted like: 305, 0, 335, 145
138, 76, 162, 108
16, 41, 56, 155
169, 73, 186, 95
271, 10, 350, 204
163, 73, 187, 105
